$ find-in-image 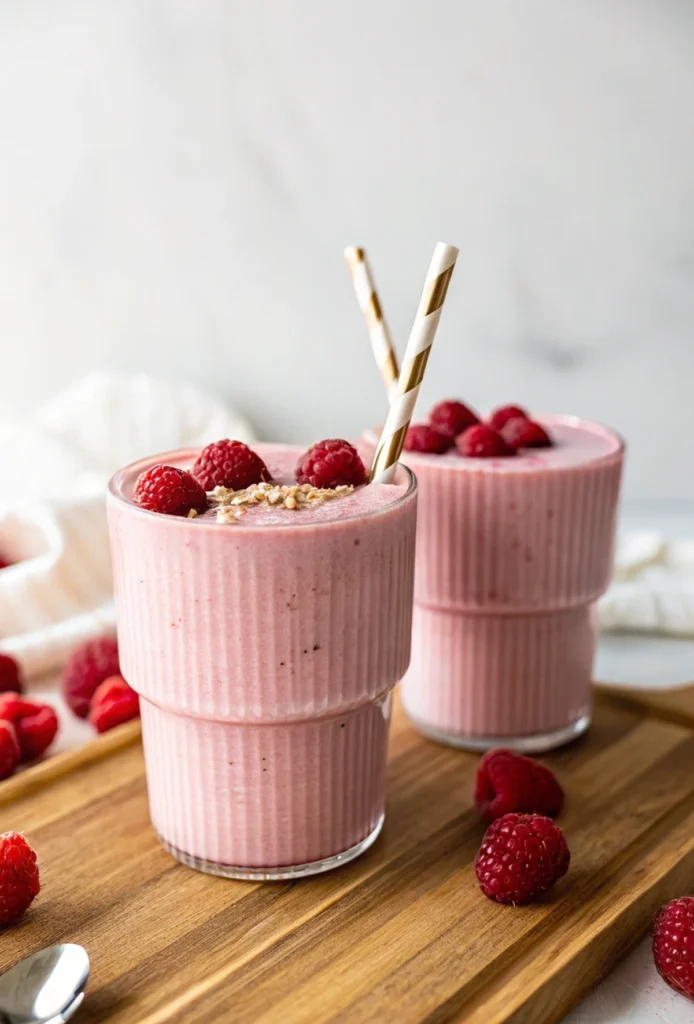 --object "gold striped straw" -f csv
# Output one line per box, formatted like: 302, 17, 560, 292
370, 241, 459, 483
344, 246, 400, 402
